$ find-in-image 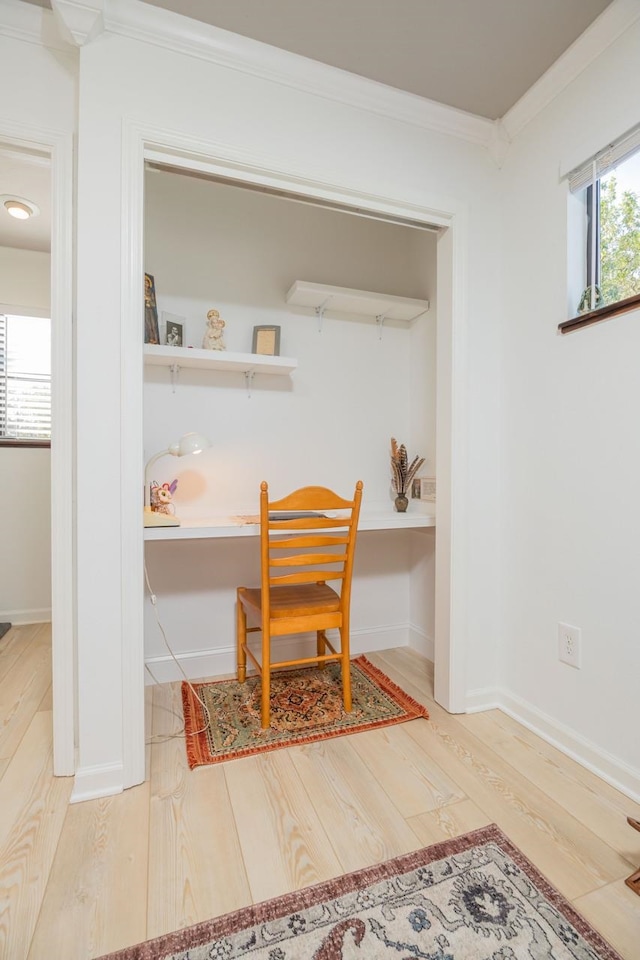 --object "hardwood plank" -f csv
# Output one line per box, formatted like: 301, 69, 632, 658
0, 711, 61, 851
28, 783, 150, 960
0, 628, 51, 759
408, 798, 492, 846
349, 722, 465, 817
574, 880, 640, 960
457, 709, 640, 857
289, 735, 421, 873
0, 712, 72, 960
38, 684, 53, 712
147, 681, 252, 938
403, 705, 635, 900
223, 749, 342, 904
373, 647, 435, 699
0, 622, 46, 684
372, 650, 639, 893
